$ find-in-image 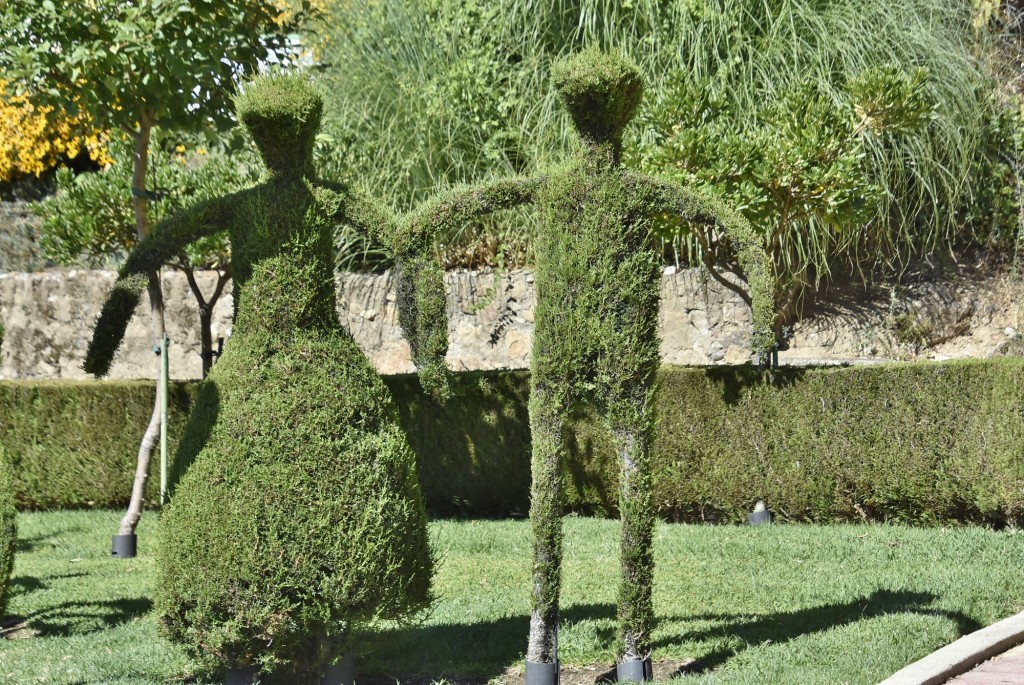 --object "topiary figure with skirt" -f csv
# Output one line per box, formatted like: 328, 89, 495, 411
84, 75, 434, 684
392, 49, 776, 683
